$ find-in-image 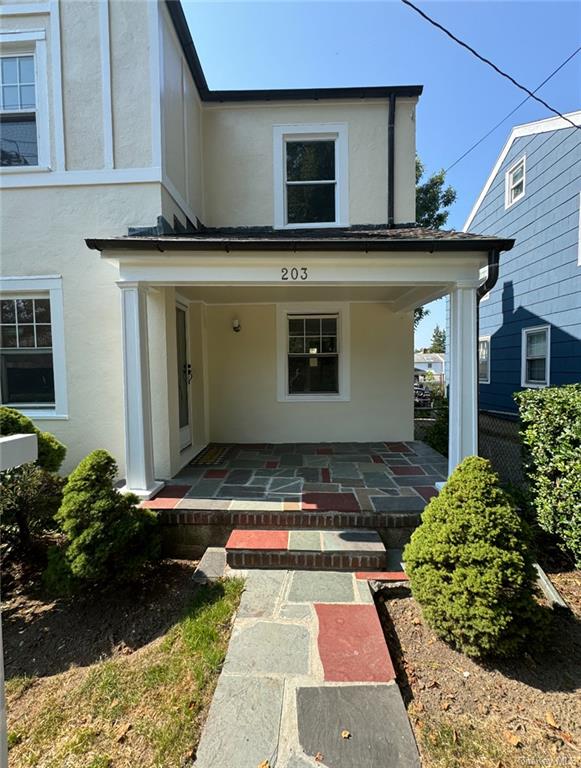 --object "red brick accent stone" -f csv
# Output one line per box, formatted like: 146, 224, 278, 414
371, 455, 385, 464
142, 485, 189, 509
391, 465, 426, 476
385, 442, 412, 453
316, 447, 333, 455
315, 604, 395, 682
355, 571, 408, 581
415, 486, 439, 501
321, 468, 331, 483
265, 461, 279, 469
302, 492, 360, 512
204, 469, 228, 478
